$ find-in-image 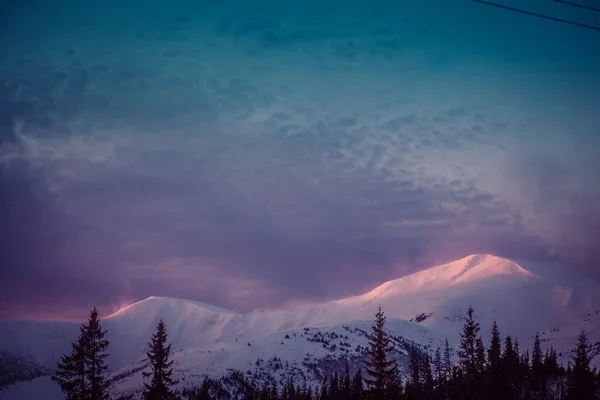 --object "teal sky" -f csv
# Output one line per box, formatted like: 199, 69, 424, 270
1, 0, 599, 320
